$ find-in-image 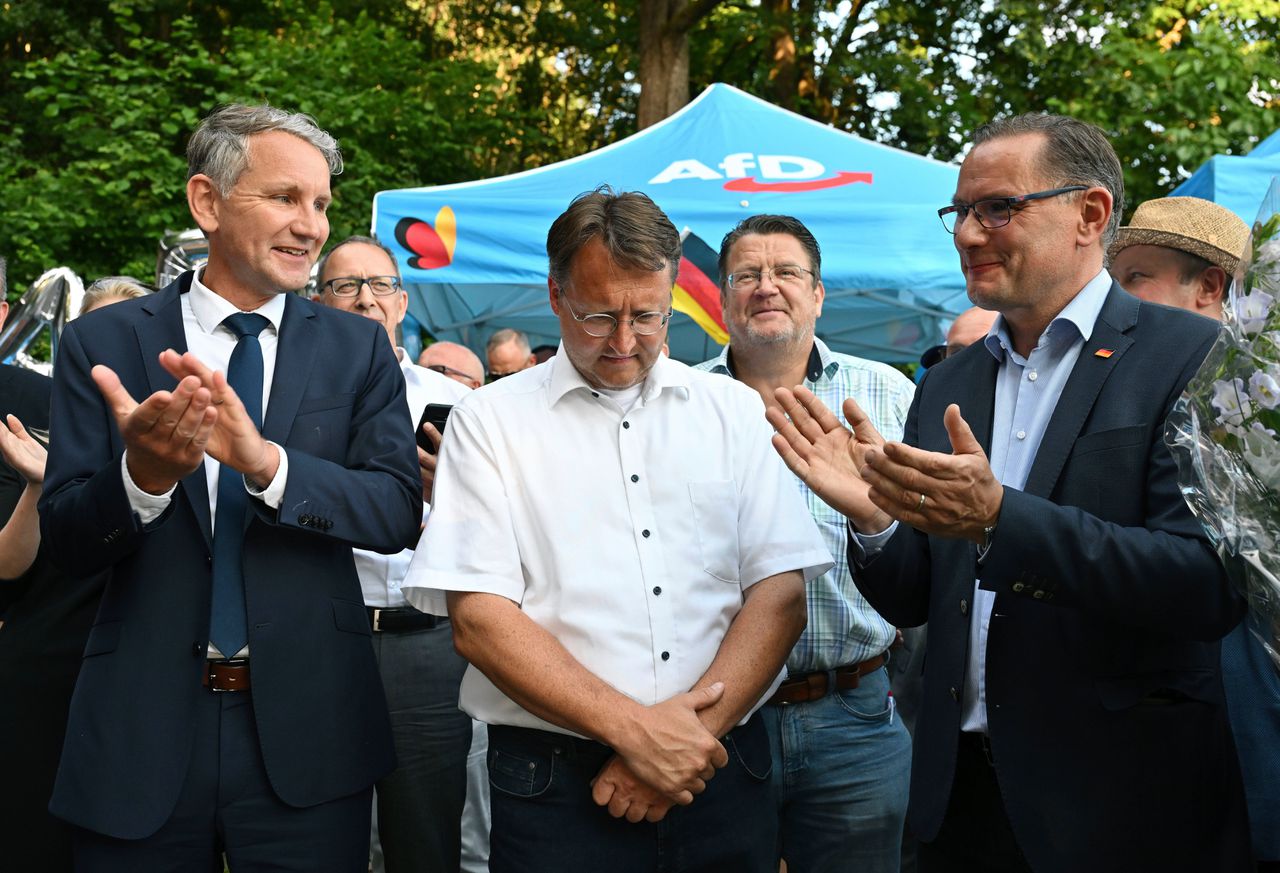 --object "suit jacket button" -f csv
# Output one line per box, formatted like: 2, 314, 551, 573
950, 686, 959, 701
960, 599, 969, 615
1012, 582, 1025, 593
193, 642, 205, 656
1033, 590, 1045, 600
